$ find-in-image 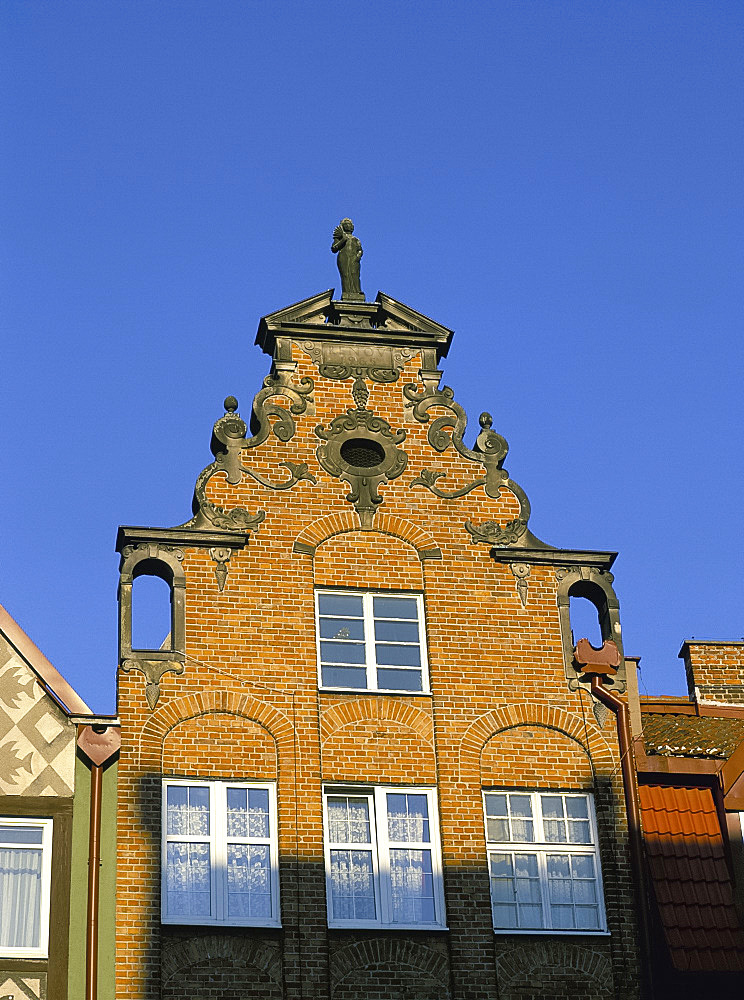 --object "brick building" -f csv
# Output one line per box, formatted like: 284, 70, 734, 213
114, 249, 644, 998
0, 603, 119, 1000
632, 640, 744, 998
